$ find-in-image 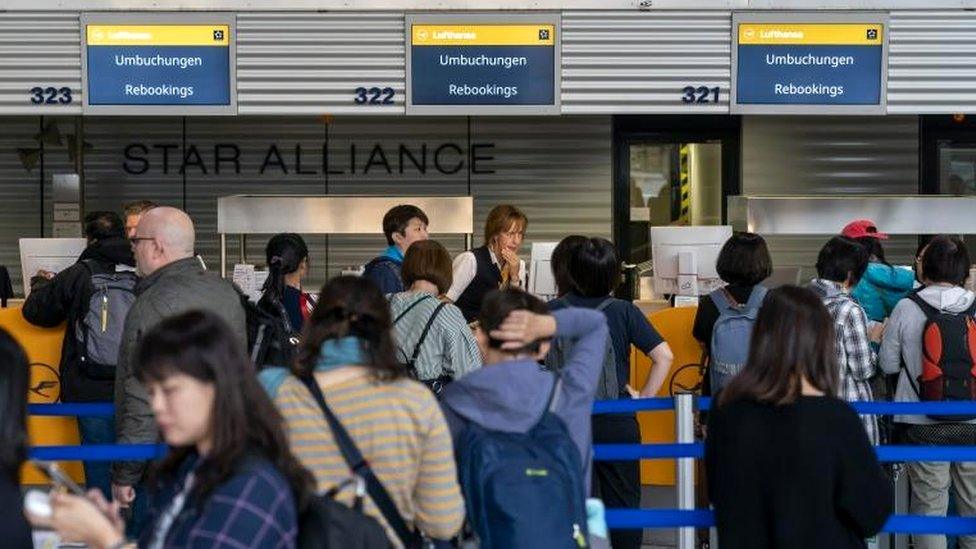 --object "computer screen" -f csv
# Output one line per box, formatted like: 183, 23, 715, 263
528, 242, 559, 301
651, 226, 733, 297
19, 238, 87, 298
